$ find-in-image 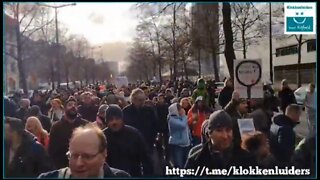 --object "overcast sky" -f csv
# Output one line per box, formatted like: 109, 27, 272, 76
55, 3, 139, 45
